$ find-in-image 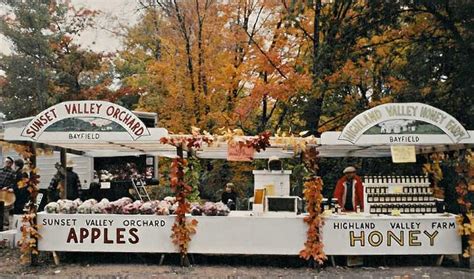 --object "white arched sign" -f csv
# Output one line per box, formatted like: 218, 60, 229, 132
339, 103, 469, 144
21, 101, 151, 141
